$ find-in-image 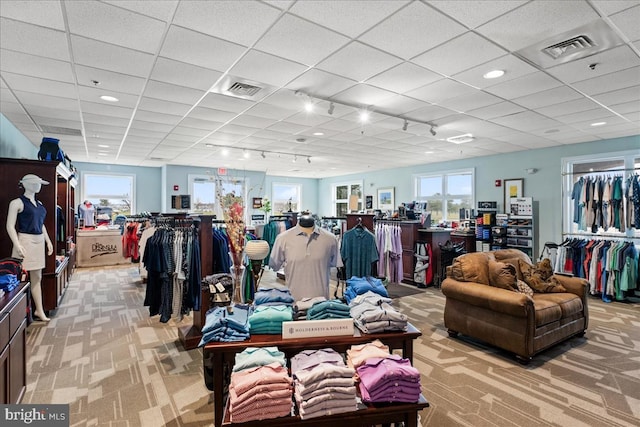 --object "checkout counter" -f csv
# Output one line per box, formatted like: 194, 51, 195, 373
76, 229, 130, 267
